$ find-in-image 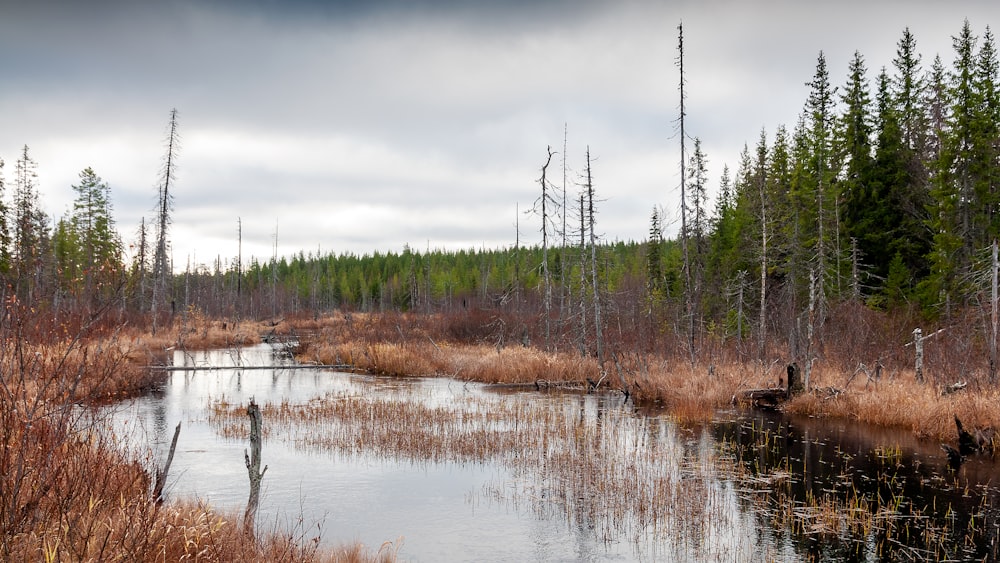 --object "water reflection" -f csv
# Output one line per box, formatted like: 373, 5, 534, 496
714, 409, 1000, 561
103, 346, 1000, 562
